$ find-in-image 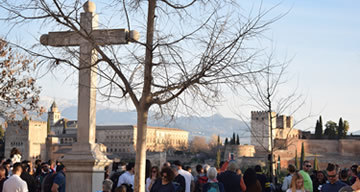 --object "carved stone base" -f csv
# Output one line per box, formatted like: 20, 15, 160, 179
61, 143, 112, 192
